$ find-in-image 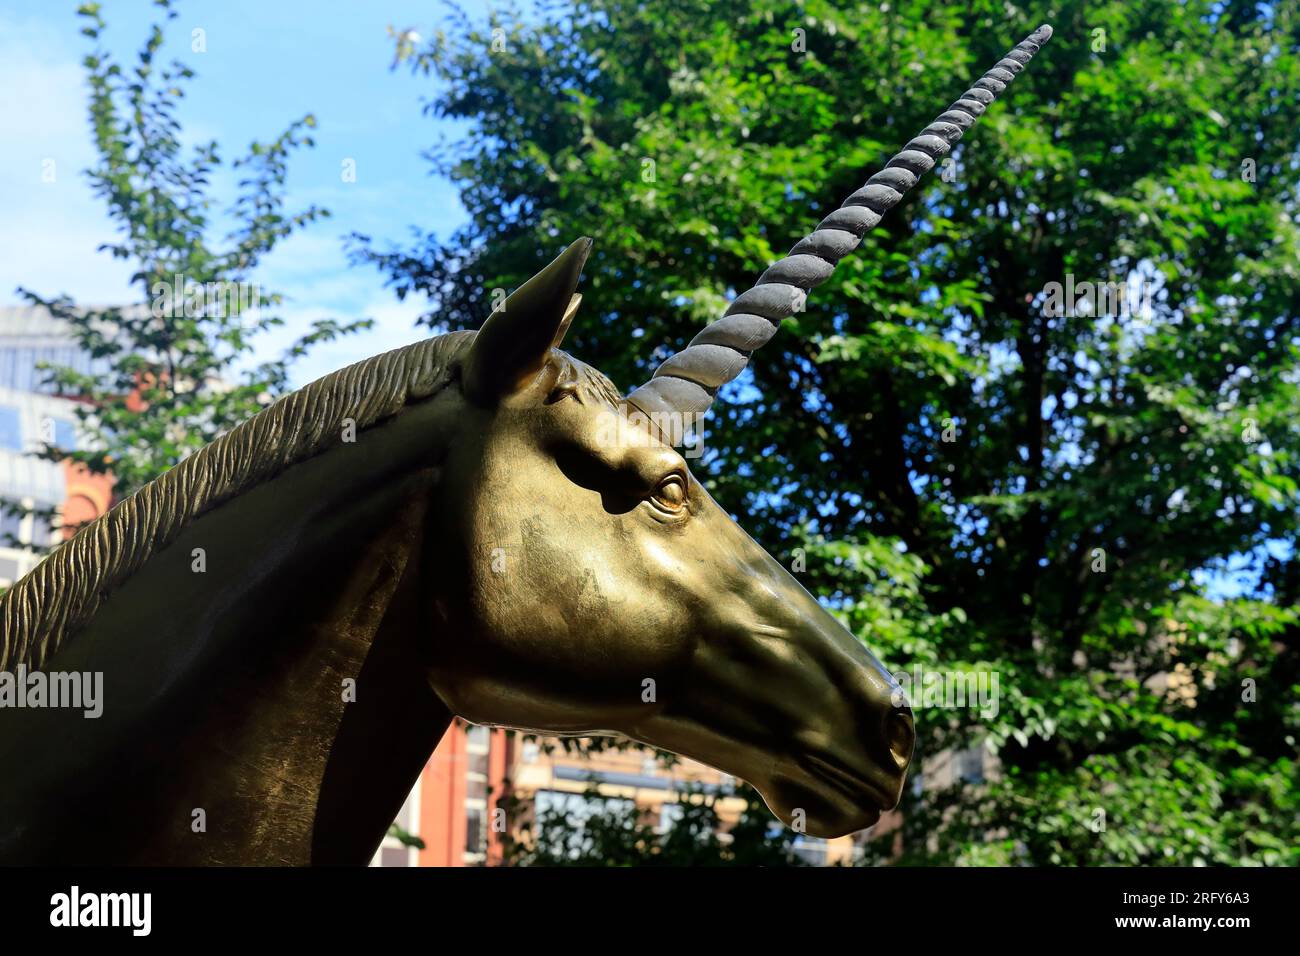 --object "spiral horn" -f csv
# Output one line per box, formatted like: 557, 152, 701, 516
624, 24, 1053, 422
